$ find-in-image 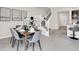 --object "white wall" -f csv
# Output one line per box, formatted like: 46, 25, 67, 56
49, 8, 59, 29
49, 7, 79, 30
0, 21, 23, 39
58, 11, 69, 26
26, 7, 51, 17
